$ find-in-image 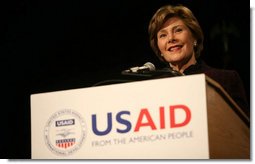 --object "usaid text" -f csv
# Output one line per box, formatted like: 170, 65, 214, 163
92, 104, 192, 136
